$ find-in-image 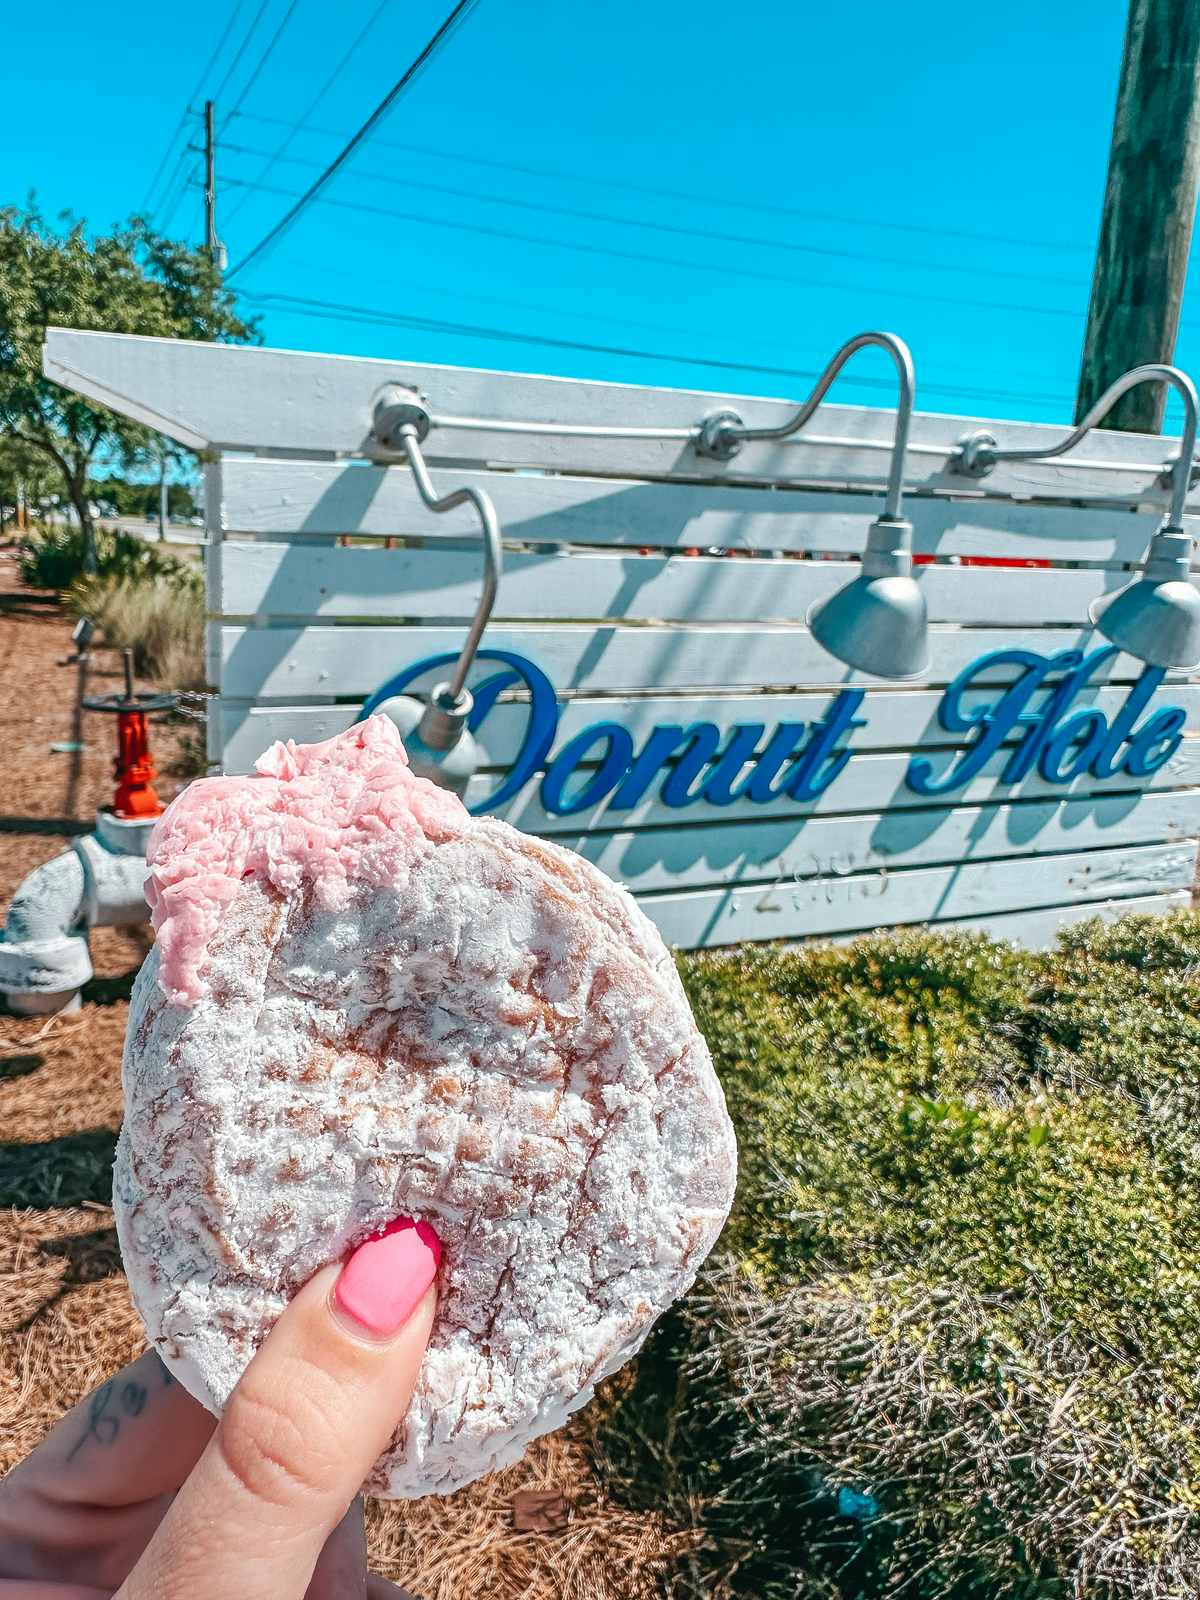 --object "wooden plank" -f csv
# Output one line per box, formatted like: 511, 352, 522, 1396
945, 890, 1193, 947
476, 740, 1200, 836
216, 684, 1200, 778
215, 539, 1140, 628
43, 329, 1196, 508
216, 622, 1168, 700
203, 458, 223, 689
786, 890, 1194, 950
219, 703, 358, 771
218, 459, 1171, 566
631, 840, 1197, 947
533, 788, 1200, 894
